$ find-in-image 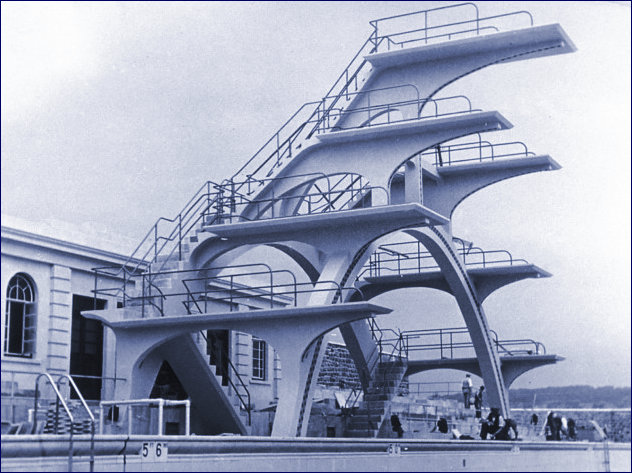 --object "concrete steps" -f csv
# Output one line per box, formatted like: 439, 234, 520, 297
343, 359, 408, 438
